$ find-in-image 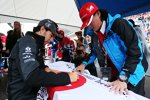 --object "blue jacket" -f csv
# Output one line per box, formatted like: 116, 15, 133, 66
83, 14, 148, 86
